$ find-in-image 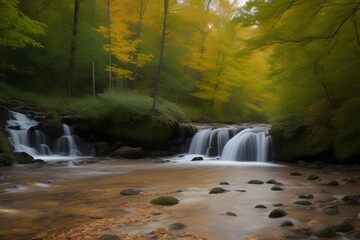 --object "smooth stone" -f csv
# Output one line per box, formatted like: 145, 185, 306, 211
298, 194, 314, 199
311, 225, 337, 238
169, 222, 186, 230
269, 208, 287, 218
236, 190, 246, 192
307, 174, 320, 180
98, 234, 121, 240
331, 220, 354, 232
248, 179, 264, 184
271, 186, 284, 191
342, 195, 360, 205
292, 200, 312, 205
255, 204, 267, 209
120, 189, 142, 196
322, 206, 340, 215
326, 180, 339, 186
209, 187, 226, 194
226, 211, 237, 216
191, 156, 203, 161
289, 172, 302, 176
281, 220, 294, 227
273, 203, 284, 207
219, 182, 230, 185
283, 232, 308, 239
266, 179, 277, 184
